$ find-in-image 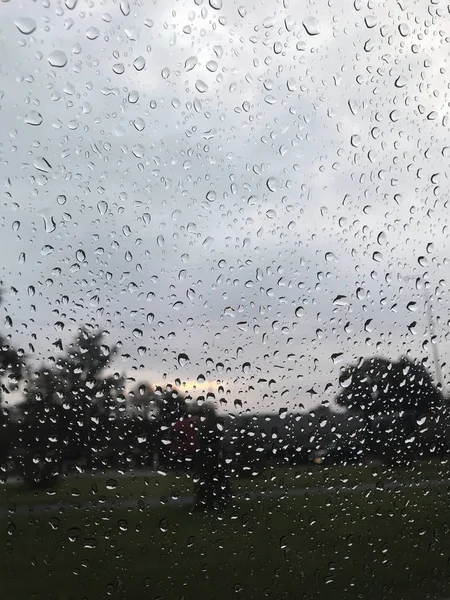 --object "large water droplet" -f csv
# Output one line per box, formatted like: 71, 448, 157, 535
303, 16, 320, 35
86, 26, 100, 40
195, 80, 208, 93
266, 177, 278, 192
48, 50, 68, 68
185, 56, 198, 71
24, 111, 43, 126
15, 18, 36, 35
133, 56, 146, 71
